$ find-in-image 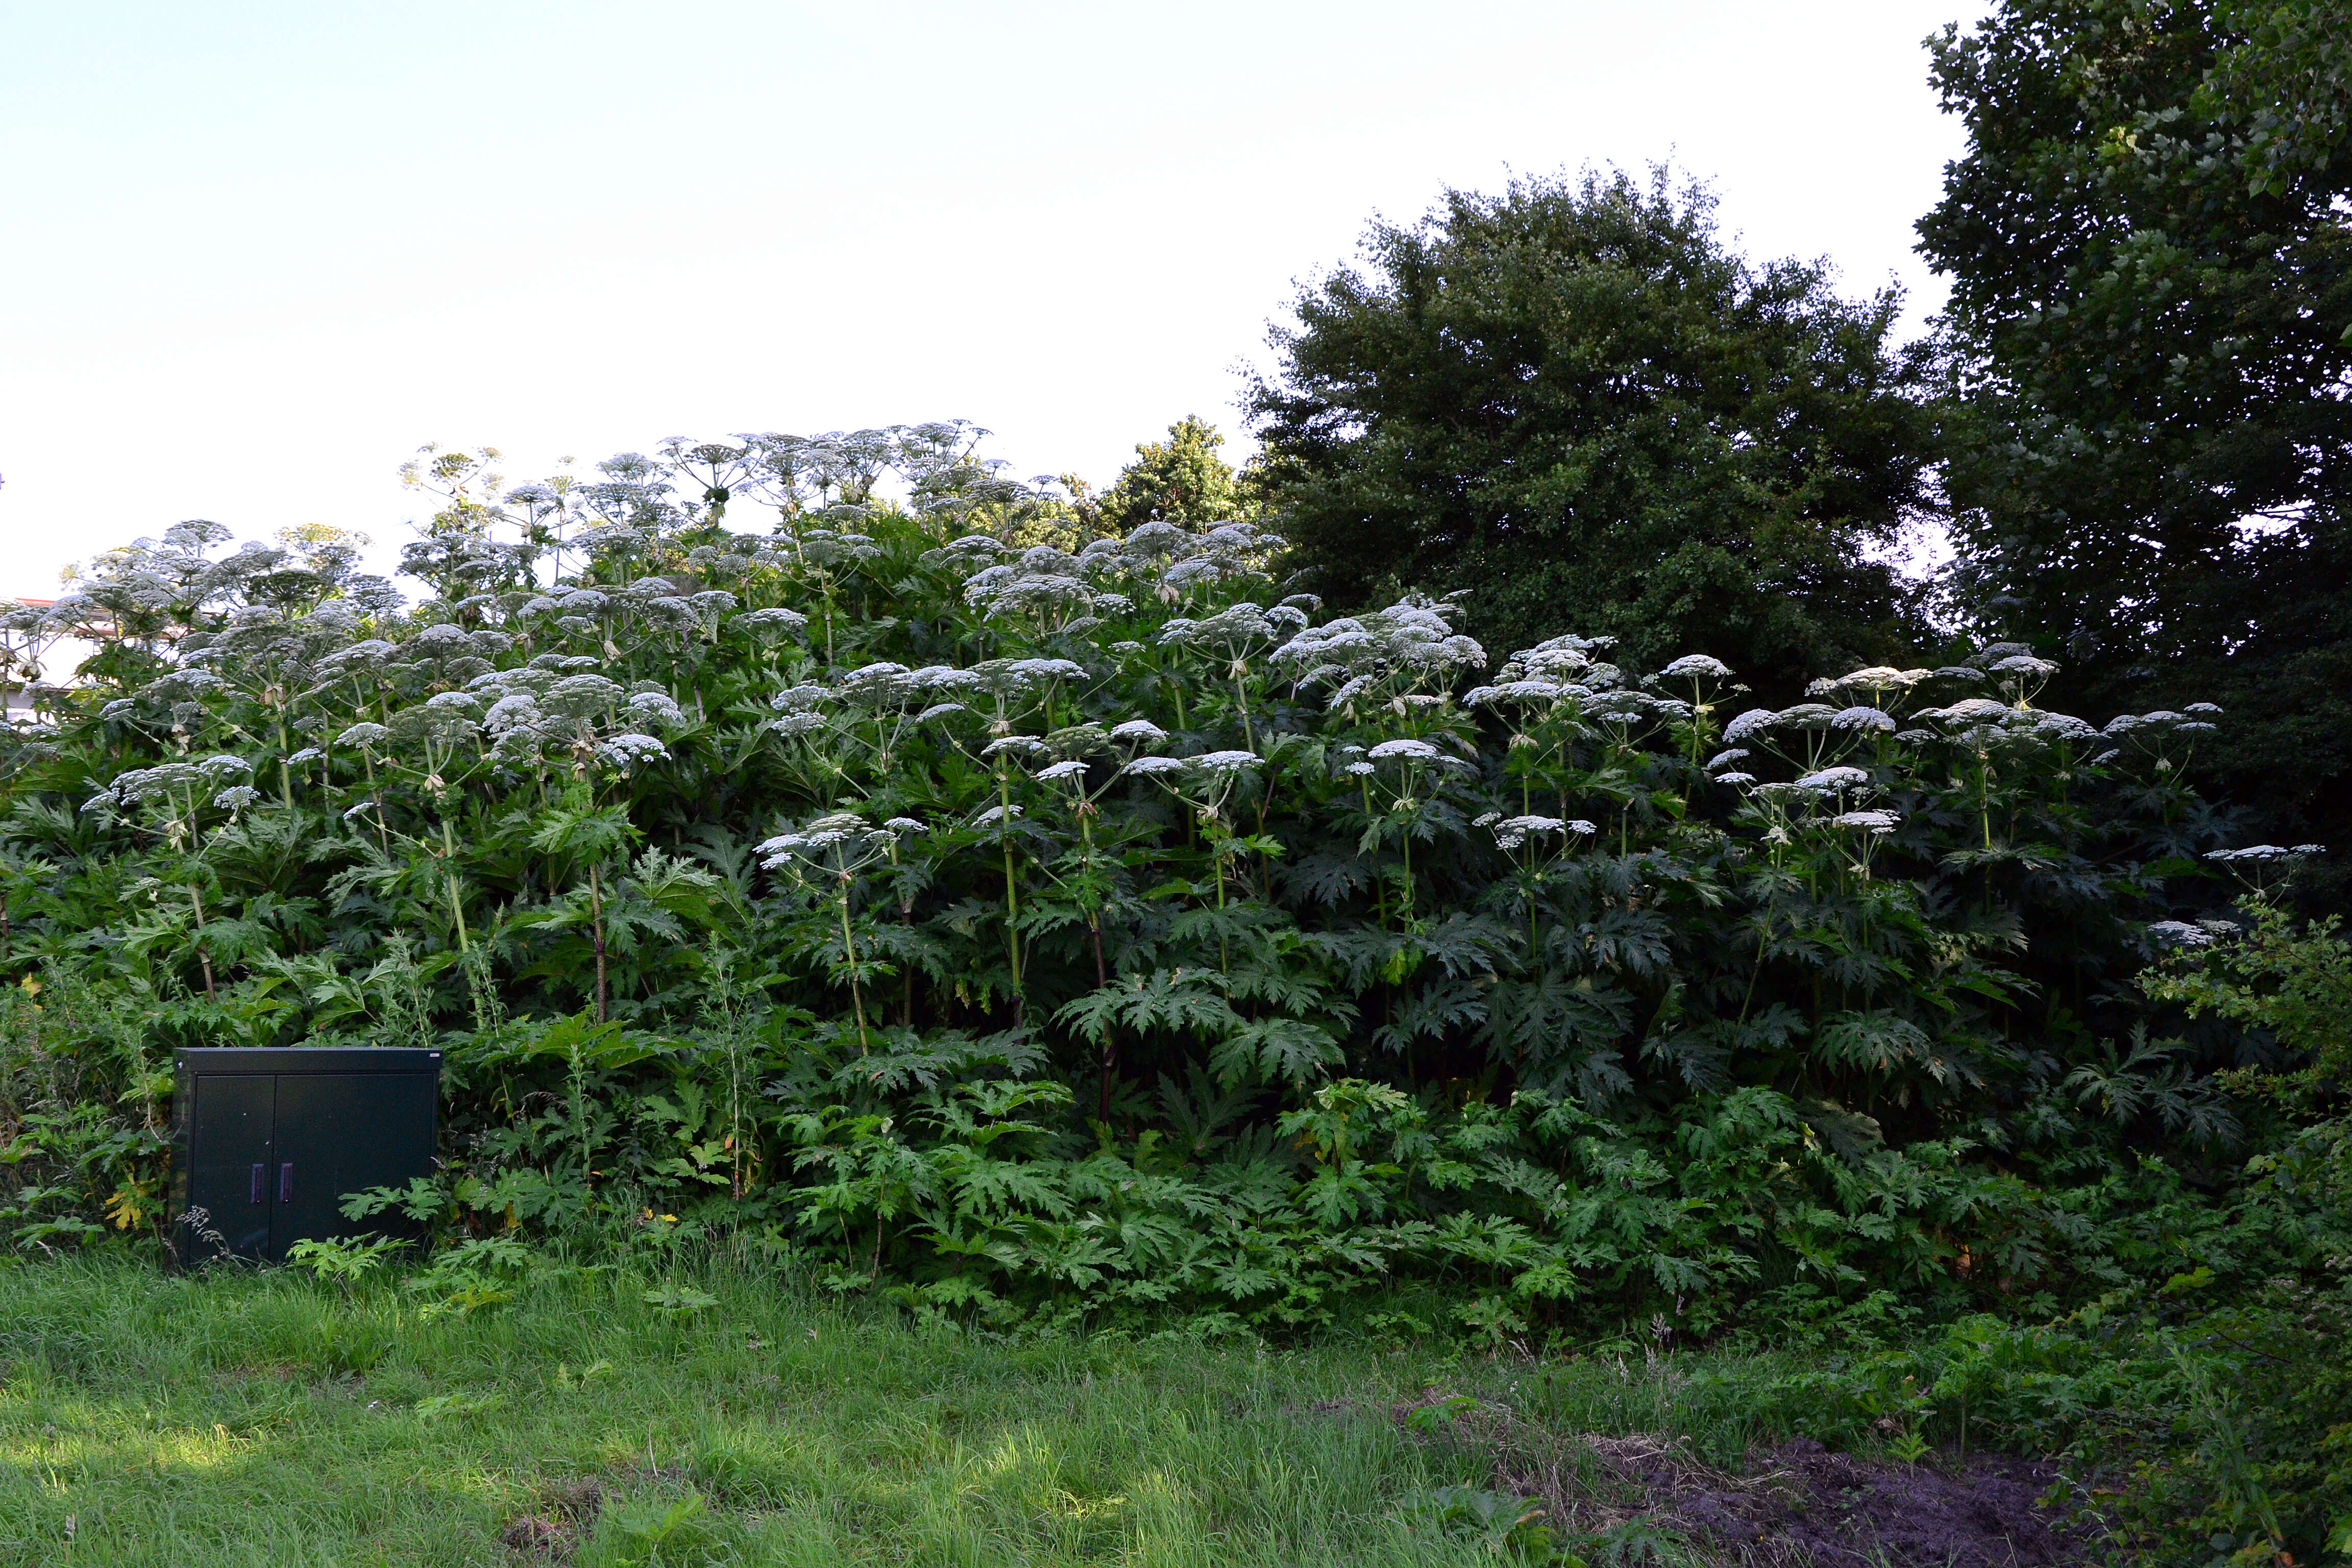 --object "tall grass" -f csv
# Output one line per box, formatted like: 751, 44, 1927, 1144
0, 1251, 1800, 1567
